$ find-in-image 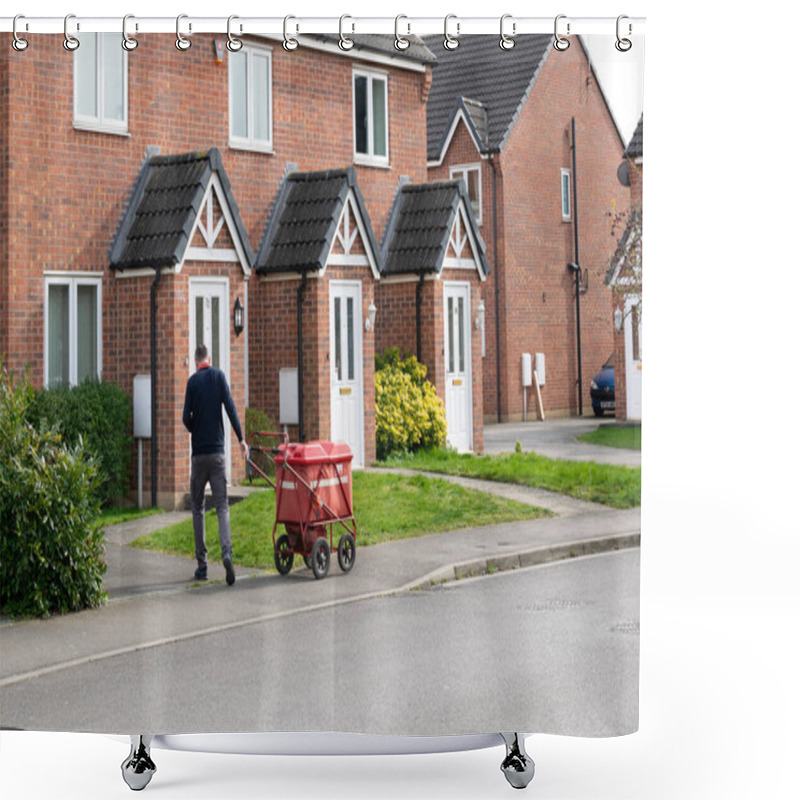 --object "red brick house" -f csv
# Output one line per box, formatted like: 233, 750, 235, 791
606, 115, 643, 421
0, 32, 438, 508
424, 35, 631, 422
